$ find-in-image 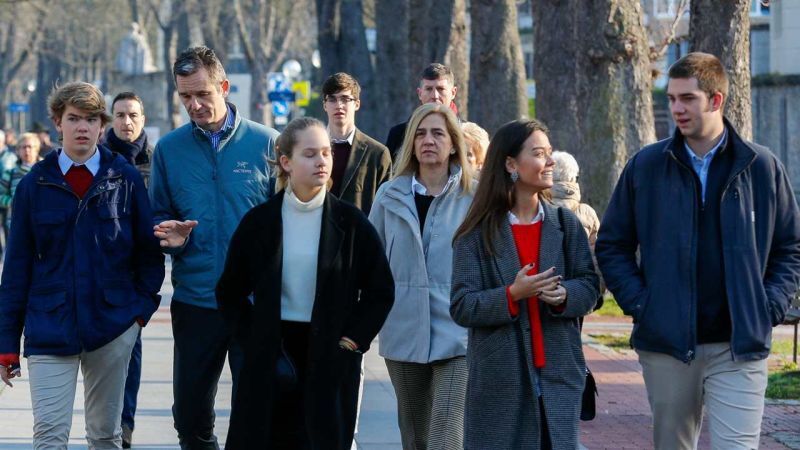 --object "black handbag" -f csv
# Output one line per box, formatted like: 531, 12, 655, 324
580, 368, 598, 421
275, 340, 298, 394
